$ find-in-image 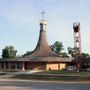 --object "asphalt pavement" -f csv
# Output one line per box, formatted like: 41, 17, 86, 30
0, 78, 90, 90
